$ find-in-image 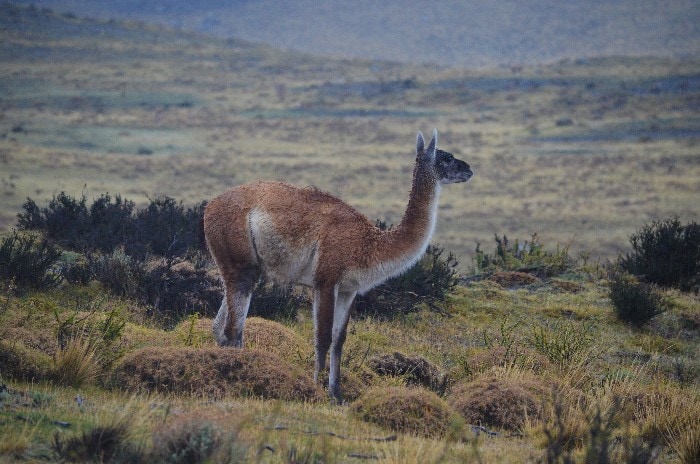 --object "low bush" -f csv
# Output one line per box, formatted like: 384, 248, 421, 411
608, 272, 669, 327
136, 257, 221, 324
247, 276, 308, 322
130, 197, 206, 258
352, 386, 455, 438
113, 346, 323, 401
527, 320, 595, 368
619, 217, 699, 291
0, 231, 62, 290
473, 233, 574, 277
18, 192, 205, 258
